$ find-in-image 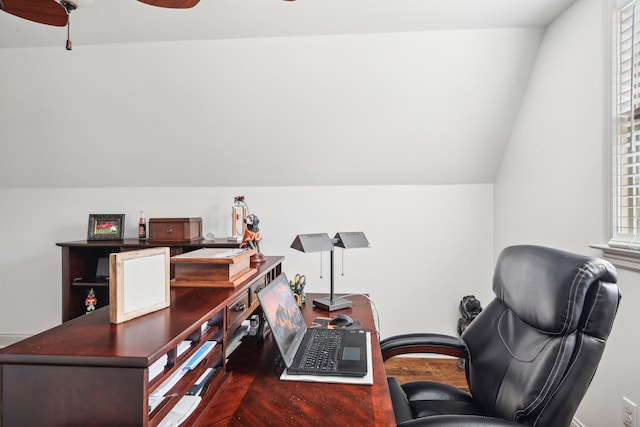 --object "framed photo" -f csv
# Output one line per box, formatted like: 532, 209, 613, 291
87, 214, 125, 240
